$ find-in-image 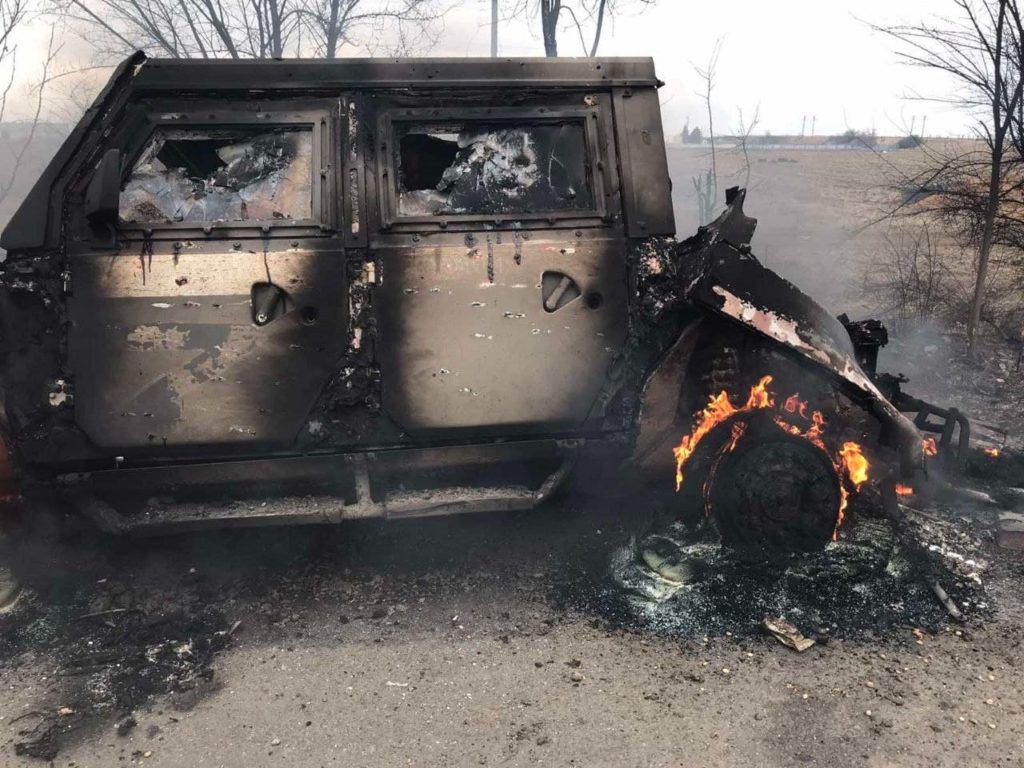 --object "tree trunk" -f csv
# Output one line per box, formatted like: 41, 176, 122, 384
490, 0, 498, 57
968, 146, 1001, 357
541, 0, 559, 57
589, 0, 606, 57
325, 0, 341, 58
706, 95, 717, 204
269, 0, 284, 58
968, 0, 1010, 358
